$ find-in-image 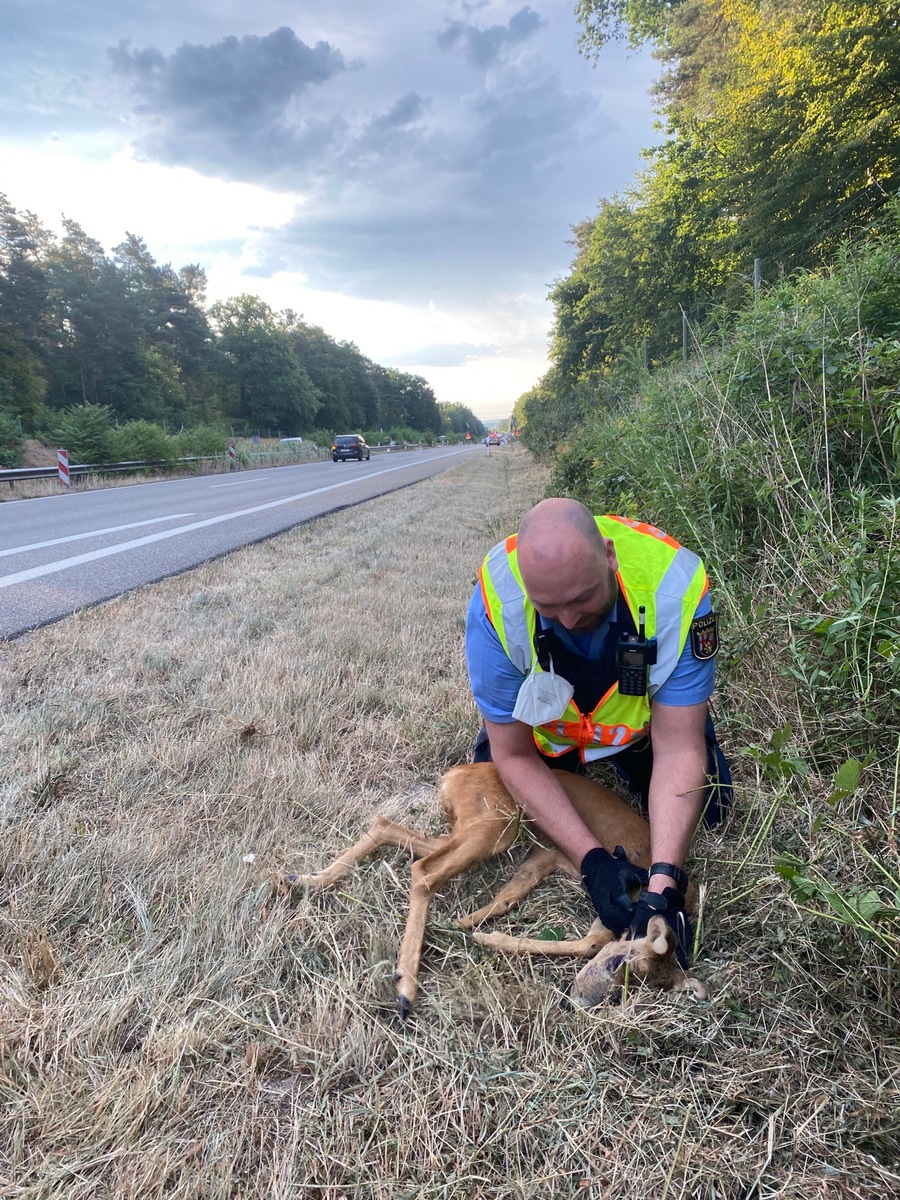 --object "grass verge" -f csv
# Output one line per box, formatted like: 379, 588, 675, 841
1, 448, 898, 1198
